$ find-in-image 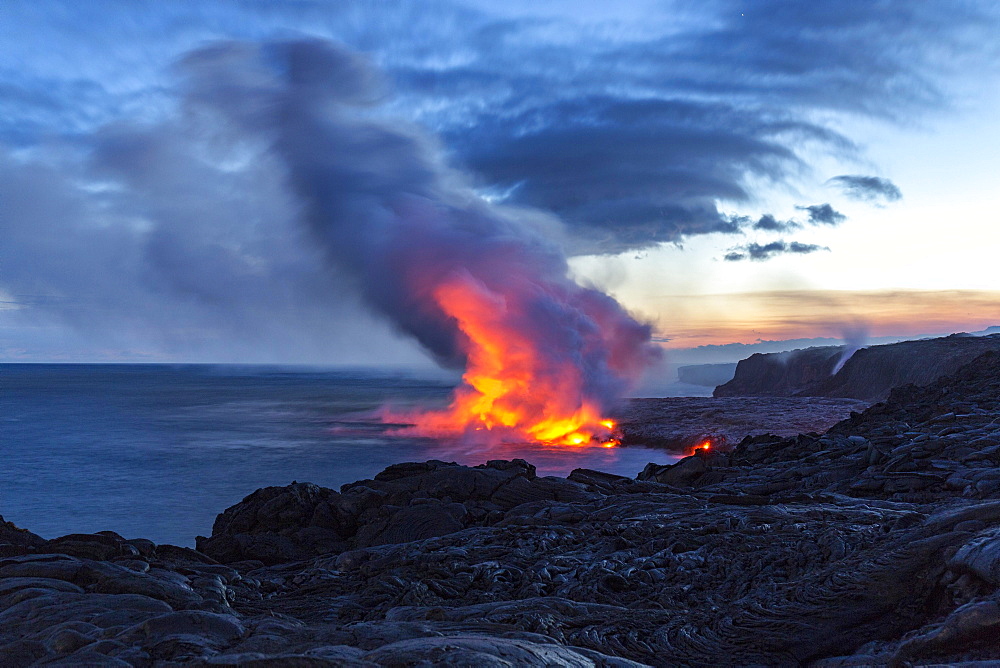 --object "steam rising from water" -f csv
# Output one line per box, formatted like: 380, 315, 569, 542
181, 40, 661, 444
833, 324, 869, 374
